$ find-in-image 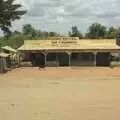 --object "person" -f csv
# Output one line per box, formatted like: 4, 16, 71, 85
37, 54, 46, 70
39, 63, 45, 70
